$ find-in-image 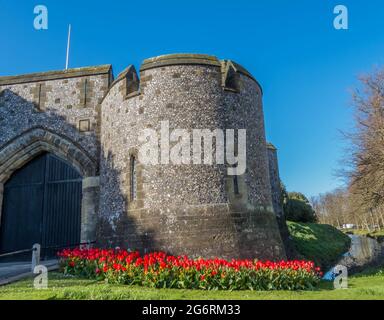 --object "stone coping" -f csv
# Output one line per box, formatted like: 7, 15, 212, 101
0, 65, 112, 86
267, 142, 277, 150
110, 65, 136, 88
141, 53, 222, 70
140, 53, 258, 83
